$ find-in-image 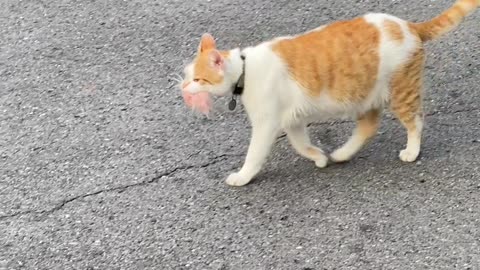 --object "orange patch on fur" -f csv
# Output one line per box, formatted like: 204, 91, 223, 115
192, 33, 229, 86
193, 50, 228, 85
272, 18, 380, 102
220, 50, 230, 58
306, 147, 320, 157
384, 20, 404, 43
390, 49, 425, 130
357, 109, 381, 139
